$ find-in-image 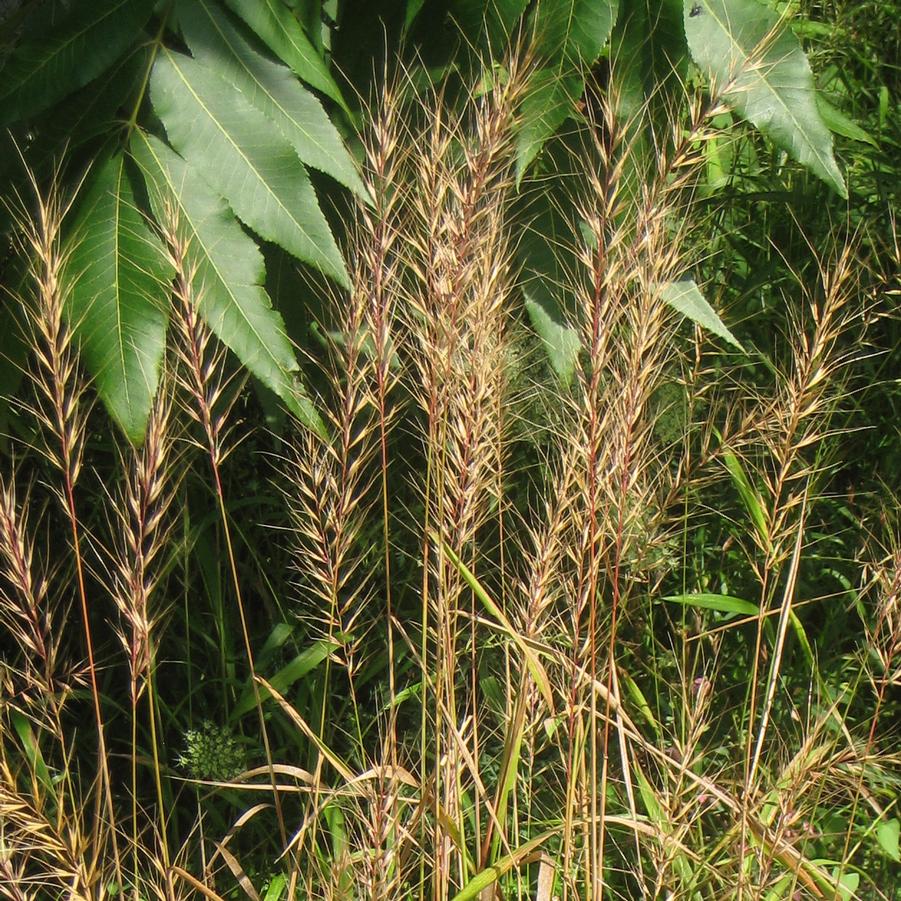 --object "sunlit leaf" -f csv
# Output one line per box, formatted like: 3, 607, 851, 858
660, 279, 744, 350
232, 636, 344, 719
131, 130, 324, 434
150, 46, 349, 287
531, 0, 618, 64
221, 0, 349, 112
877, 818, 900, 862
685, 0, 846, 196
65, 153, 173, 443
662, 593, 759, 616
177, 0, 366, 199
